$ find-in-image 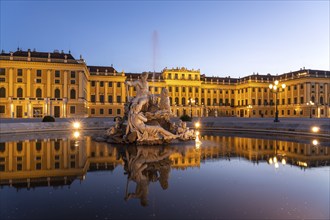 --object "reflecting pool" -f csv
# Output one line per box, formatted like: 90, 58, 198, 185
0, 131, 329, 219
